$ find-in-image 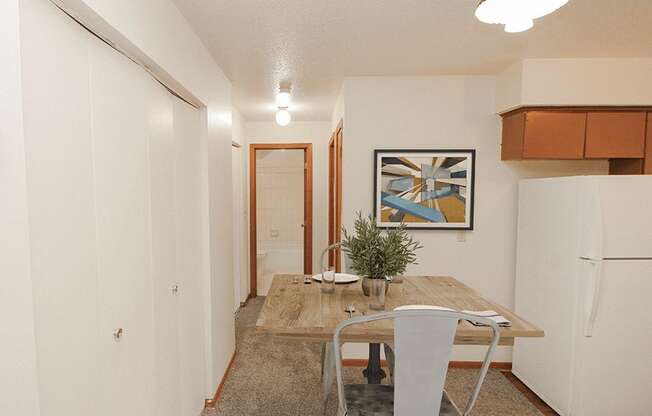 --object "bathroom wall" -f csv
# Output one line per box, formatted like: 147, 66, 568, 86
256, 149, 305, 294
